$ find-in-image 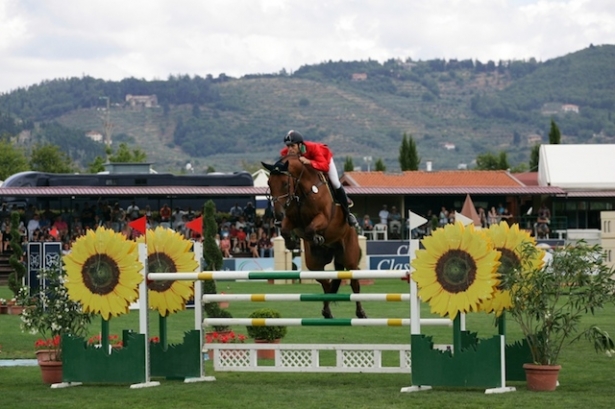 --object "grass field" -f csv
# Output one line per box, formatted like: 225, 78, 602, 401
1, 280, 614, 409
